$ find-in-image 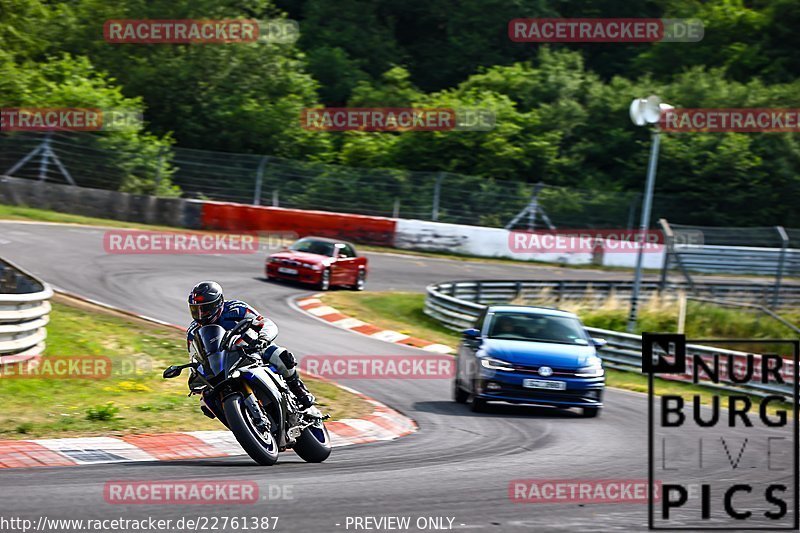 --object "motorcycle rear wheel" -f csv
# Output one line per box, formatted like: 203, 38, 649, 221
293, 421, 332, 463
